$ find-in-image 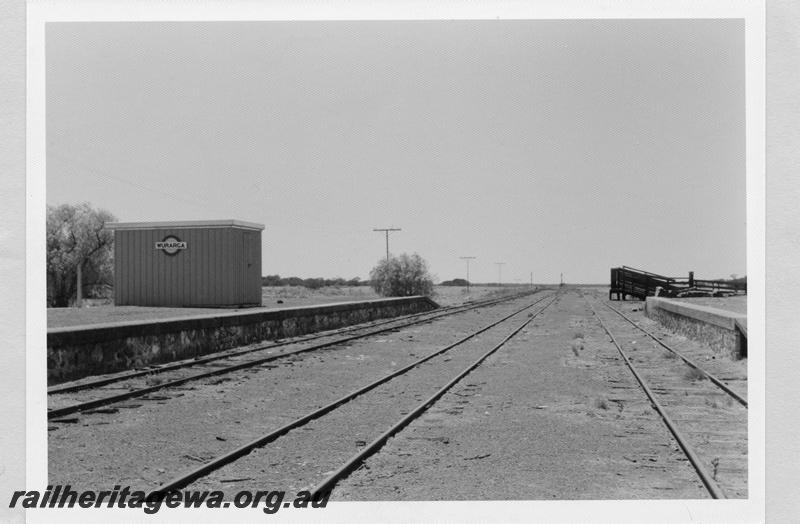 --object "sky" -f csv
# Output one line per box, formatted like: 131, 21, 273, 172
46, 19, 746, 284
